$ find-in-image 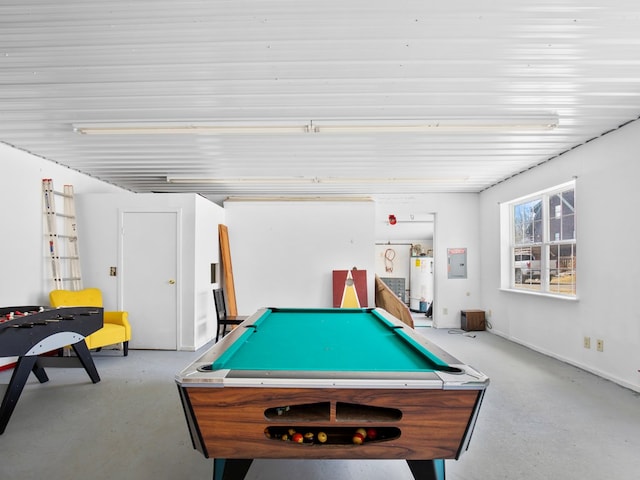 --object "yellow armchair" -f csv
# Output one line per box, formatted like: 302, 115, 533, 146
49, 288, 131, 356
